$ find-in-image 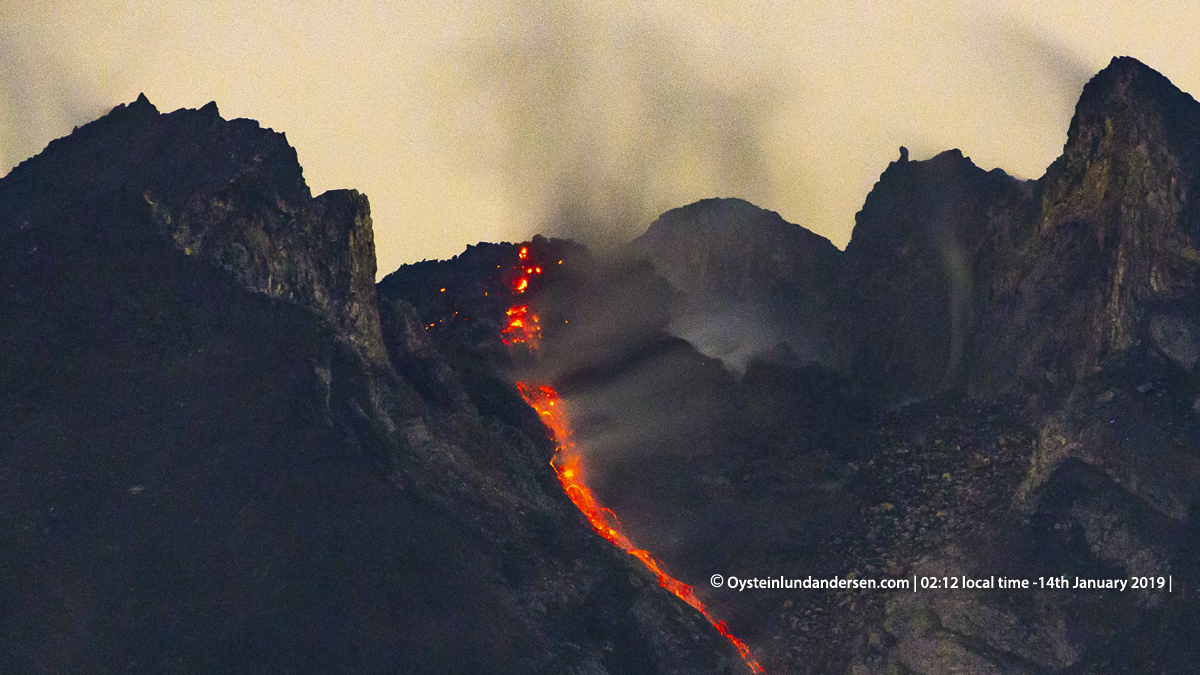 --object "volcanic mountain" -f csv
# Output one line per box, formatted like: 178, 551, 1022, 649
0, 96, 749, 674
2, 55, 1199, 675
